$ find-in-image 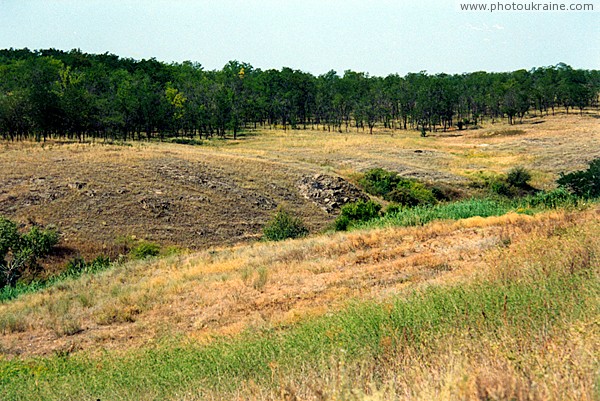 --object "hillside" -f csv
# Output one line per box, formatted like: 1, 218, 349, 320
1, 112, 598, 262
0, 112, 599, 400
1, 207, 598, 400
